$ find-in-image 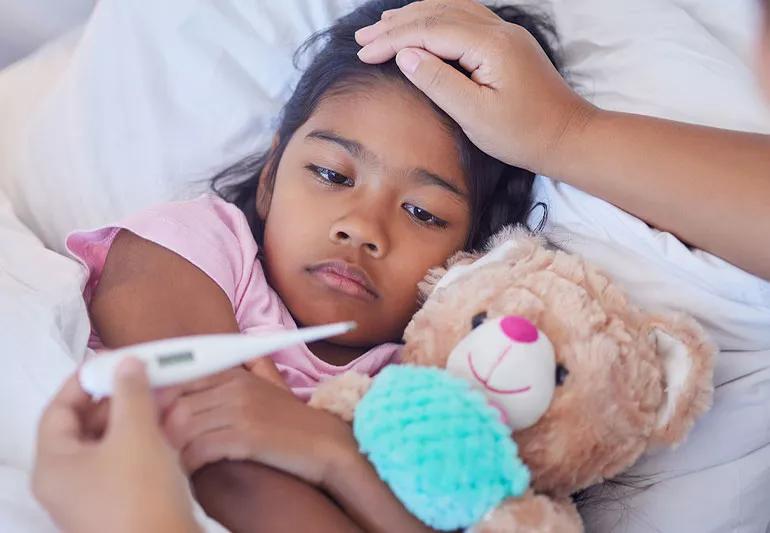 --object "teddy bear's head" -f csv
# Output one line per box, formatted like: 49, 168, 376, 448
402, 228, 715, 498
